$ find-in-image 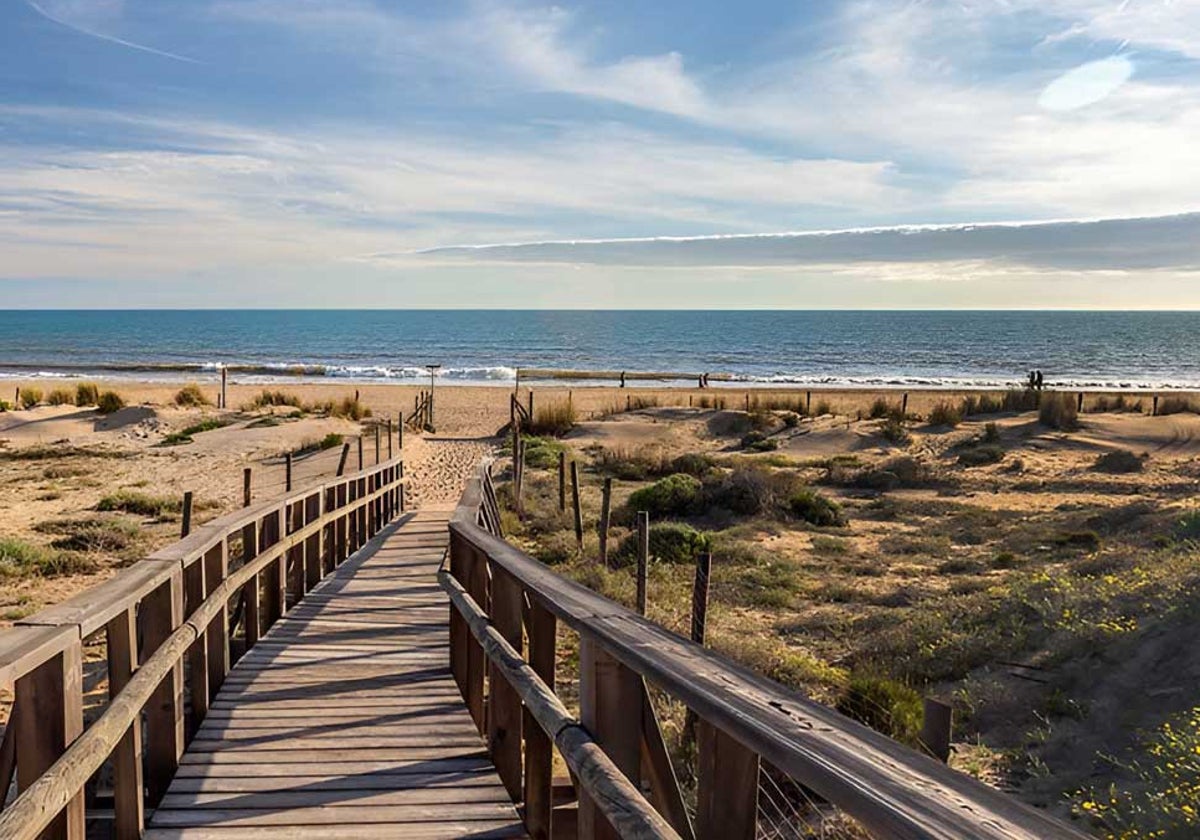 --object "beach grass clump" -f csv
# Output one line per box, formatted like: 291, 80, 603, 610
74, 383, 100, 406
740, 430, 779, 452
96, 391, 126, 414
868, 397, 895, 420
1093, 450, 1144, 474
97, 490, 183, 518
526, 400, 577, 437
836, 674, 924, 747
246, 389, 303, 410
787, 488, 846, 527
46, 388, 74, 406
173, 383, 212, 407
958, 443, 1005, 467
33, 516, 141, 556
961, 393, 1004, 416
0, 399, 9, 412
626, 473, 702, 518
1038, 391, 1080, 431
592, 446, 712, 481
694, 394, 727, 410
0, 537, 95, 579
1155, 396, 1197, 416
296, 433, 345, 456
879, 415, 912, 446
615, 522, 710, 566
1001, 388, 1041, 413
927, 401, 963, 427
1088, 393, 1143, 414
19, 388, 43, 409
160, 417, 231, 446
